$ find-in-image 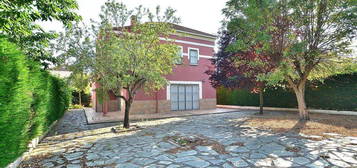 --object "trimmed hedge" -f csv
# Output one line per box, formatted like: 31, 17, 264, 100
0, 37, 71, 167
217, 73, 357, 111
